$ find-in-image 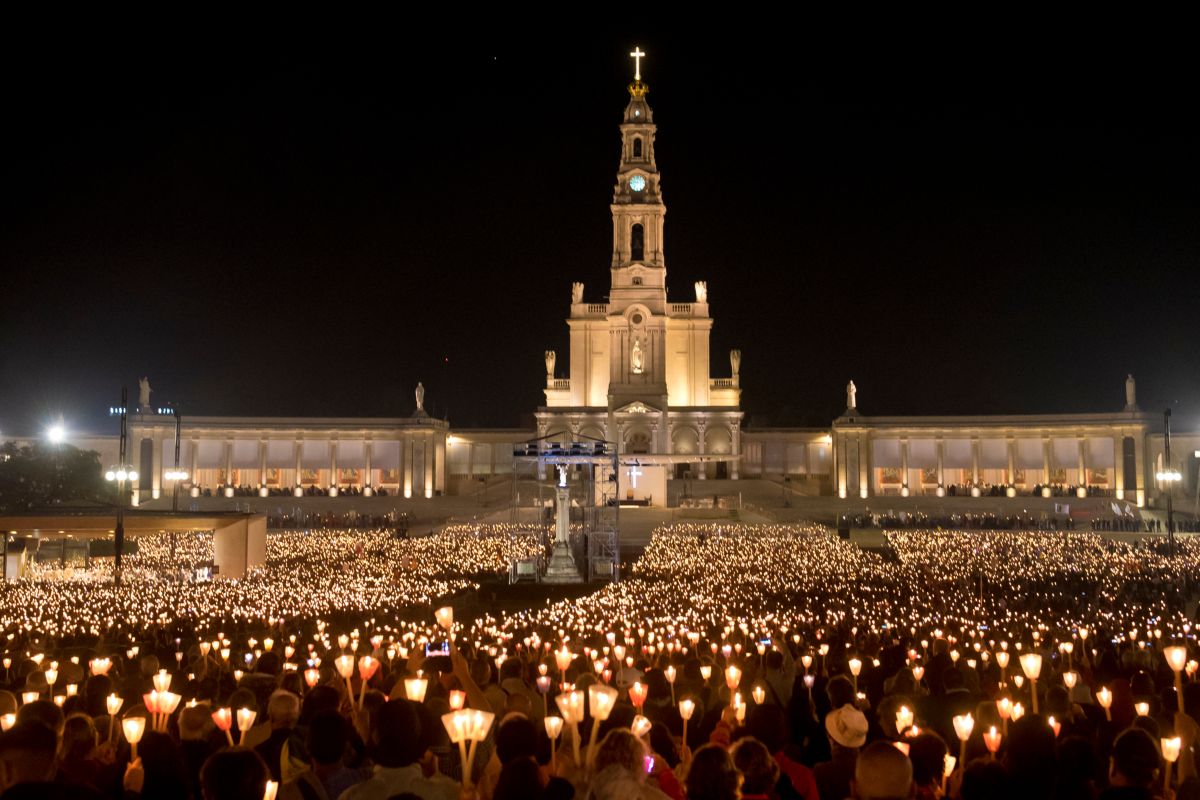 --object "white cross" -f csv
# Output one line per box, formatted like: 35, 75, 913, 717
627, 464, 643, 488
630, 47, 646, 82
